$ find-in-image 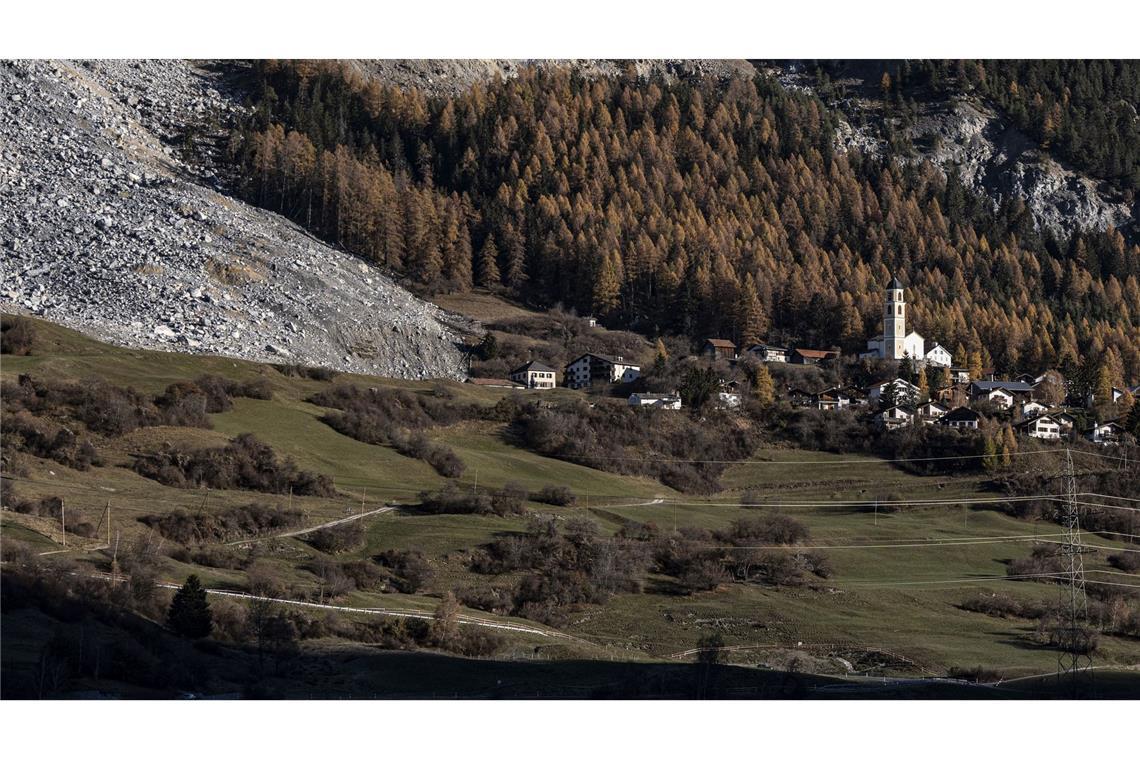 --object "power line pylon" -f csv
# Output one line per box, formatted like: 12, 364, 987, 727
1056, 448, 1093, 698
